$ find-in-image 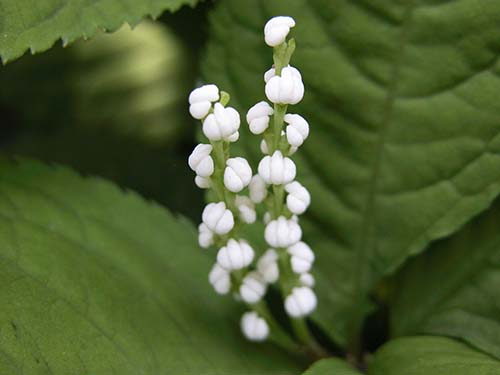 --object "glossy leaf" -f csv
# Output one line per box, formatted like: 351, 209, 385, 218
390, 197, 500, 359
369, 337, 500, 375
202, 0, 500, 346
0, 159, 301, 374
